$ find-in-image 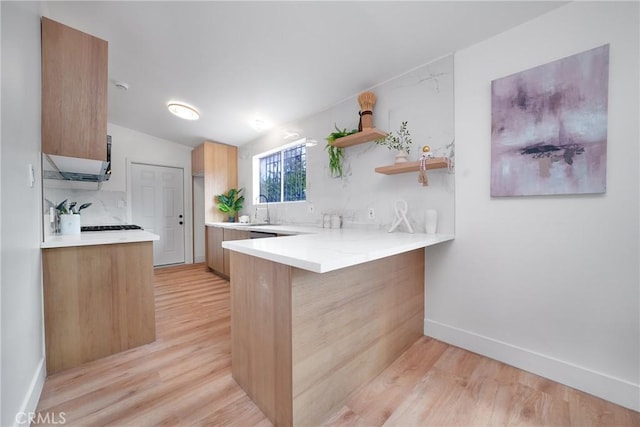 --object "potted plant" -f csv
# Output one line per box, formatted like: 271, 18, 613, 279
55, 199, 92, 235
375, 121, 413, 163
325, 125, 357, 178
216, 188, 245, 222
